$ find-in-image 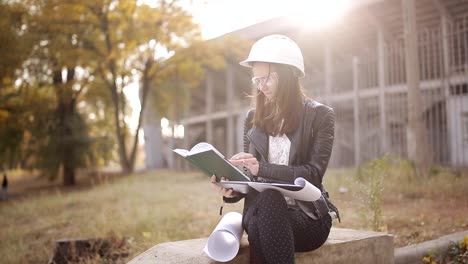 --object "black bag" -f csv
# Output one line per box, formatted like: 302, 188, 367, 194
300, 101, 341, 222
322, 192, 341, 222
